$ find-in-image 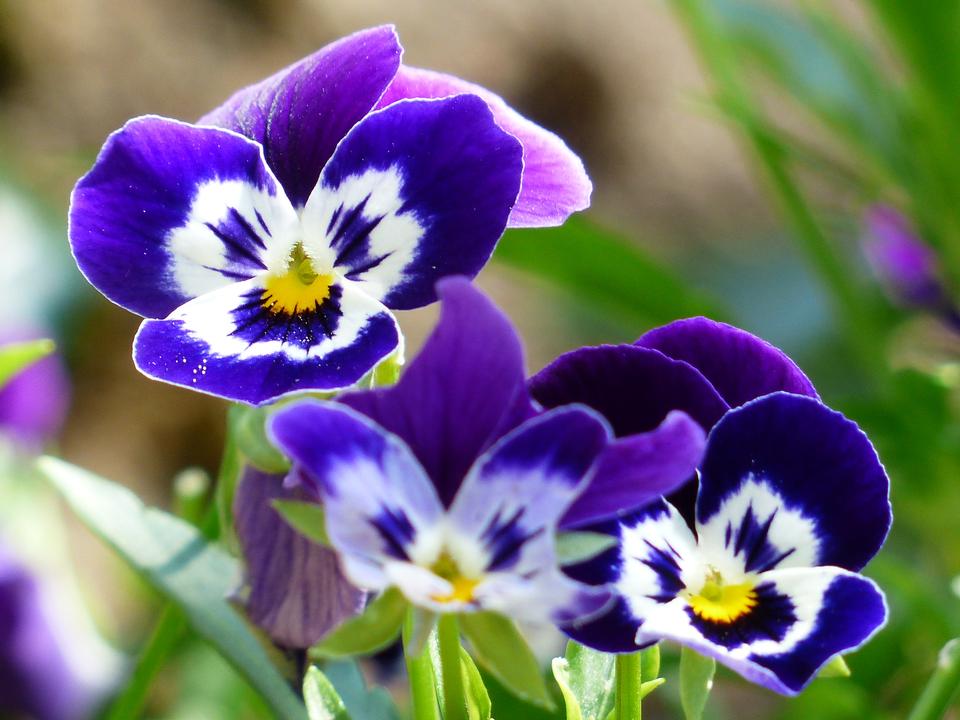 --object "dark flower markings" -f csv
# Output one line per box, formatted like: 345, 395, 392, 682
326, 193, 393, 278
202, 207, 270, 277
725, 503, 797, 573
230, 284, 345, 349
638, 538, 685, 603
687, 582, 797, 649
371, 506, 416, 560
481, 506, 543, 573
